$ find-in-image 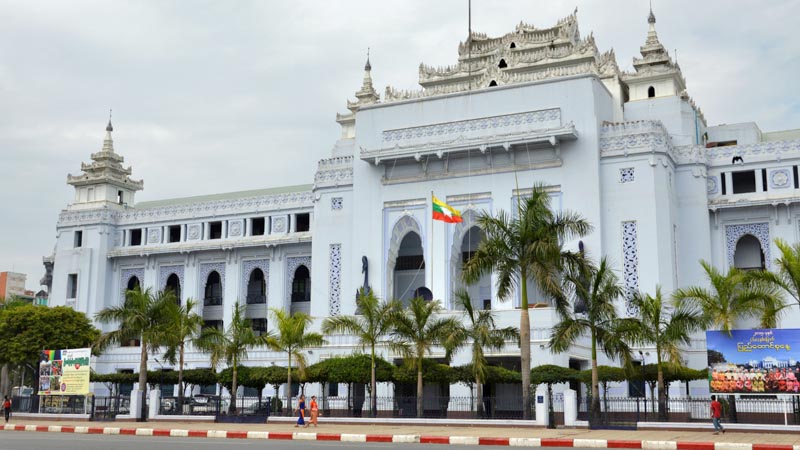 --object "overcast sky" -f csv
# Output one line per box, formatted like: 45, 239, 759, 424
0, 0, 798, 291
